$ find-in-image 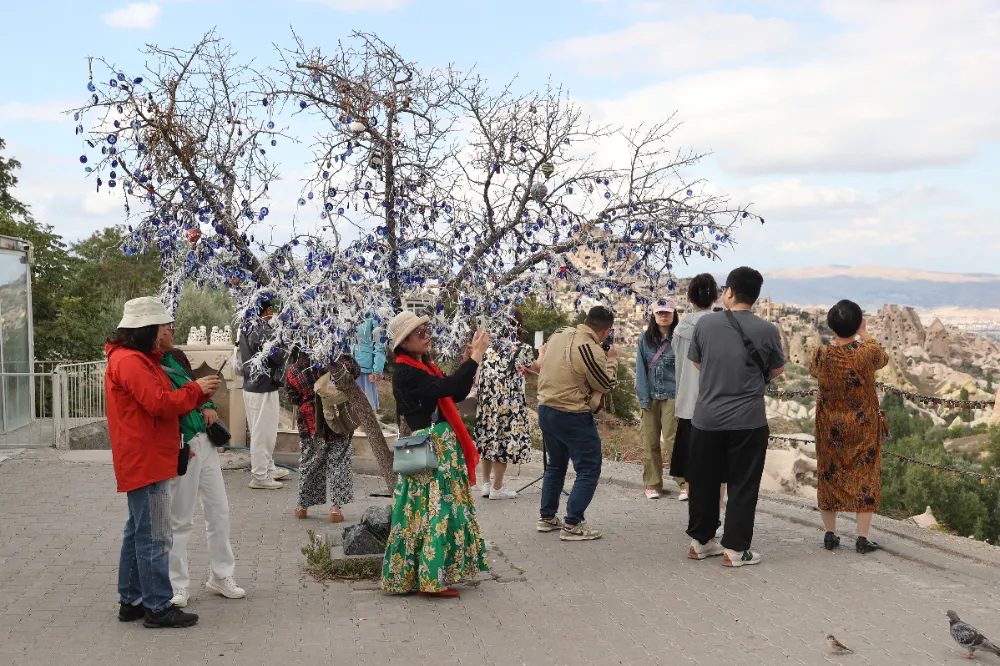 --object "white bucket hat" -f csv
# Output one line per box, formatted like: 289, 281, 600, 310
118, 297, 174, 329
388, 311, 430, 349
